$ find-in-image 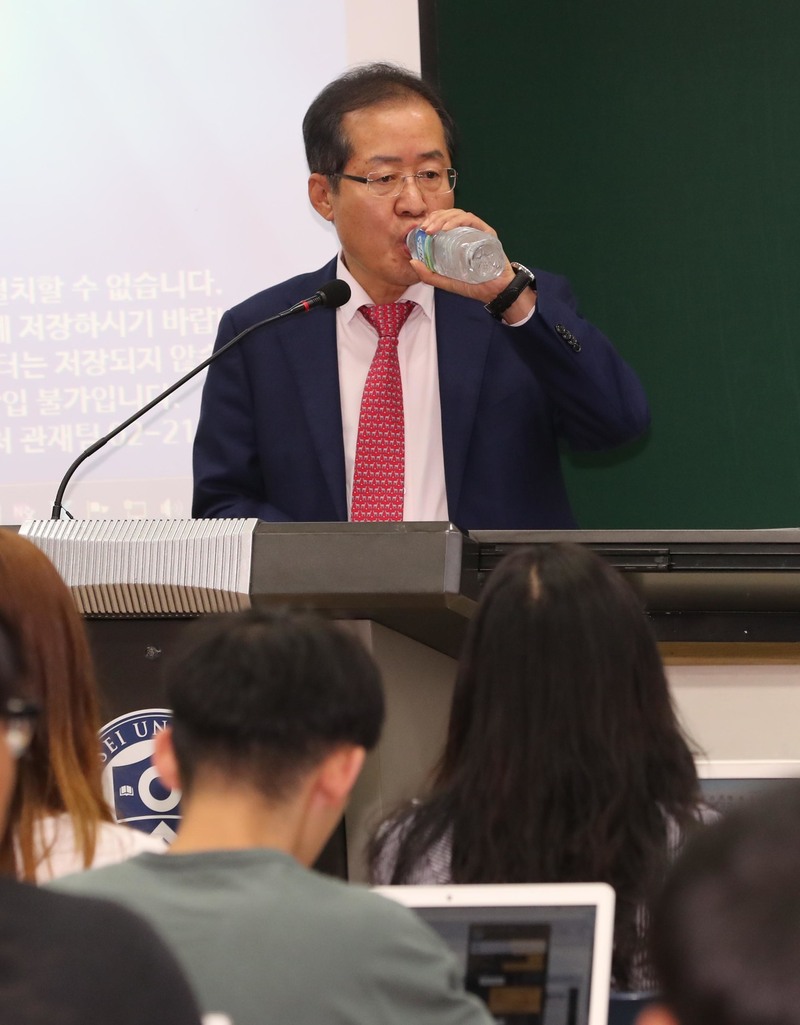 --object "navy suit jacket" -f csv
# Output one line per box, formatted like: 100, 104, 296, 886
192, 258, 649, 530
